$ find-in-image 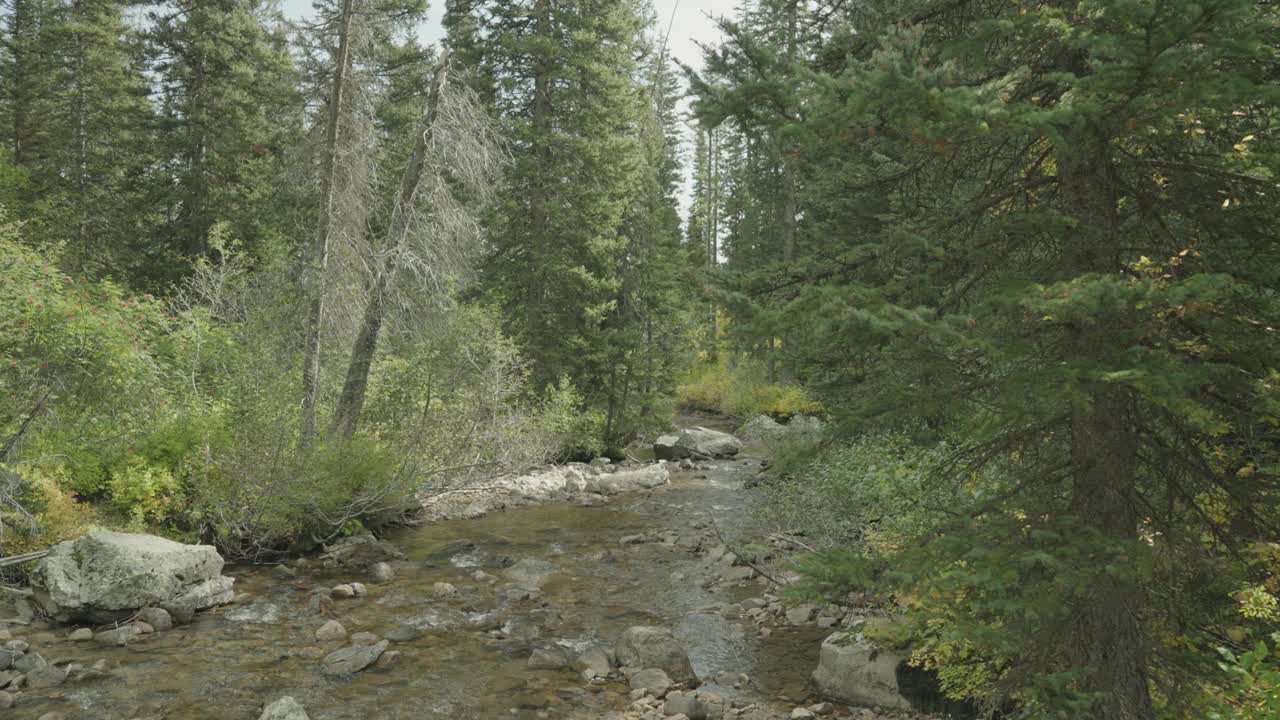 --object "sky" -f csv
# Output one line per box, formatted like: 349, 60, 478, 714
280, 0, 736, 216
